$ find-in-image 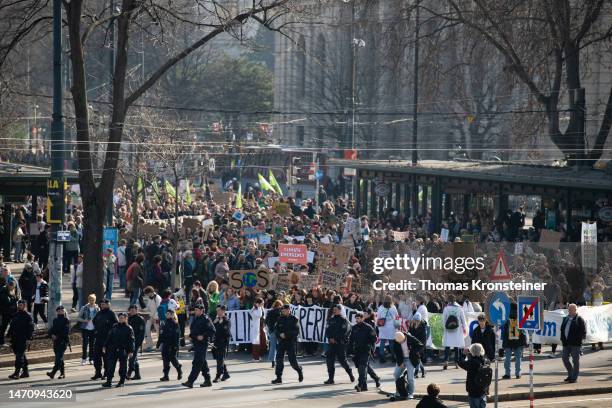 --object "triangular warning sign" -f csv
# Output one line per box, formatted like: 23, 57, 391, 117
490, 250, 512, 281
